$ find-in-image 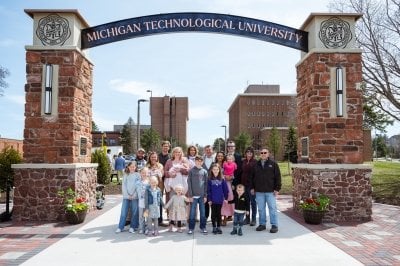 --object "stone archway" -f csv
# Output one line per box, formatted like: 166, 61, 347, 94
12, 9, 371, 222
